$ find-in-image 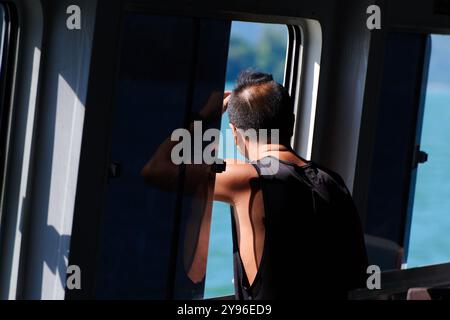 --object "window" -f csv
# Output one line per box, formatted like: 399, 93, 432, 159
407, 35, 450, 268
204, 21, 288, 299
69, 8, 319, 300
